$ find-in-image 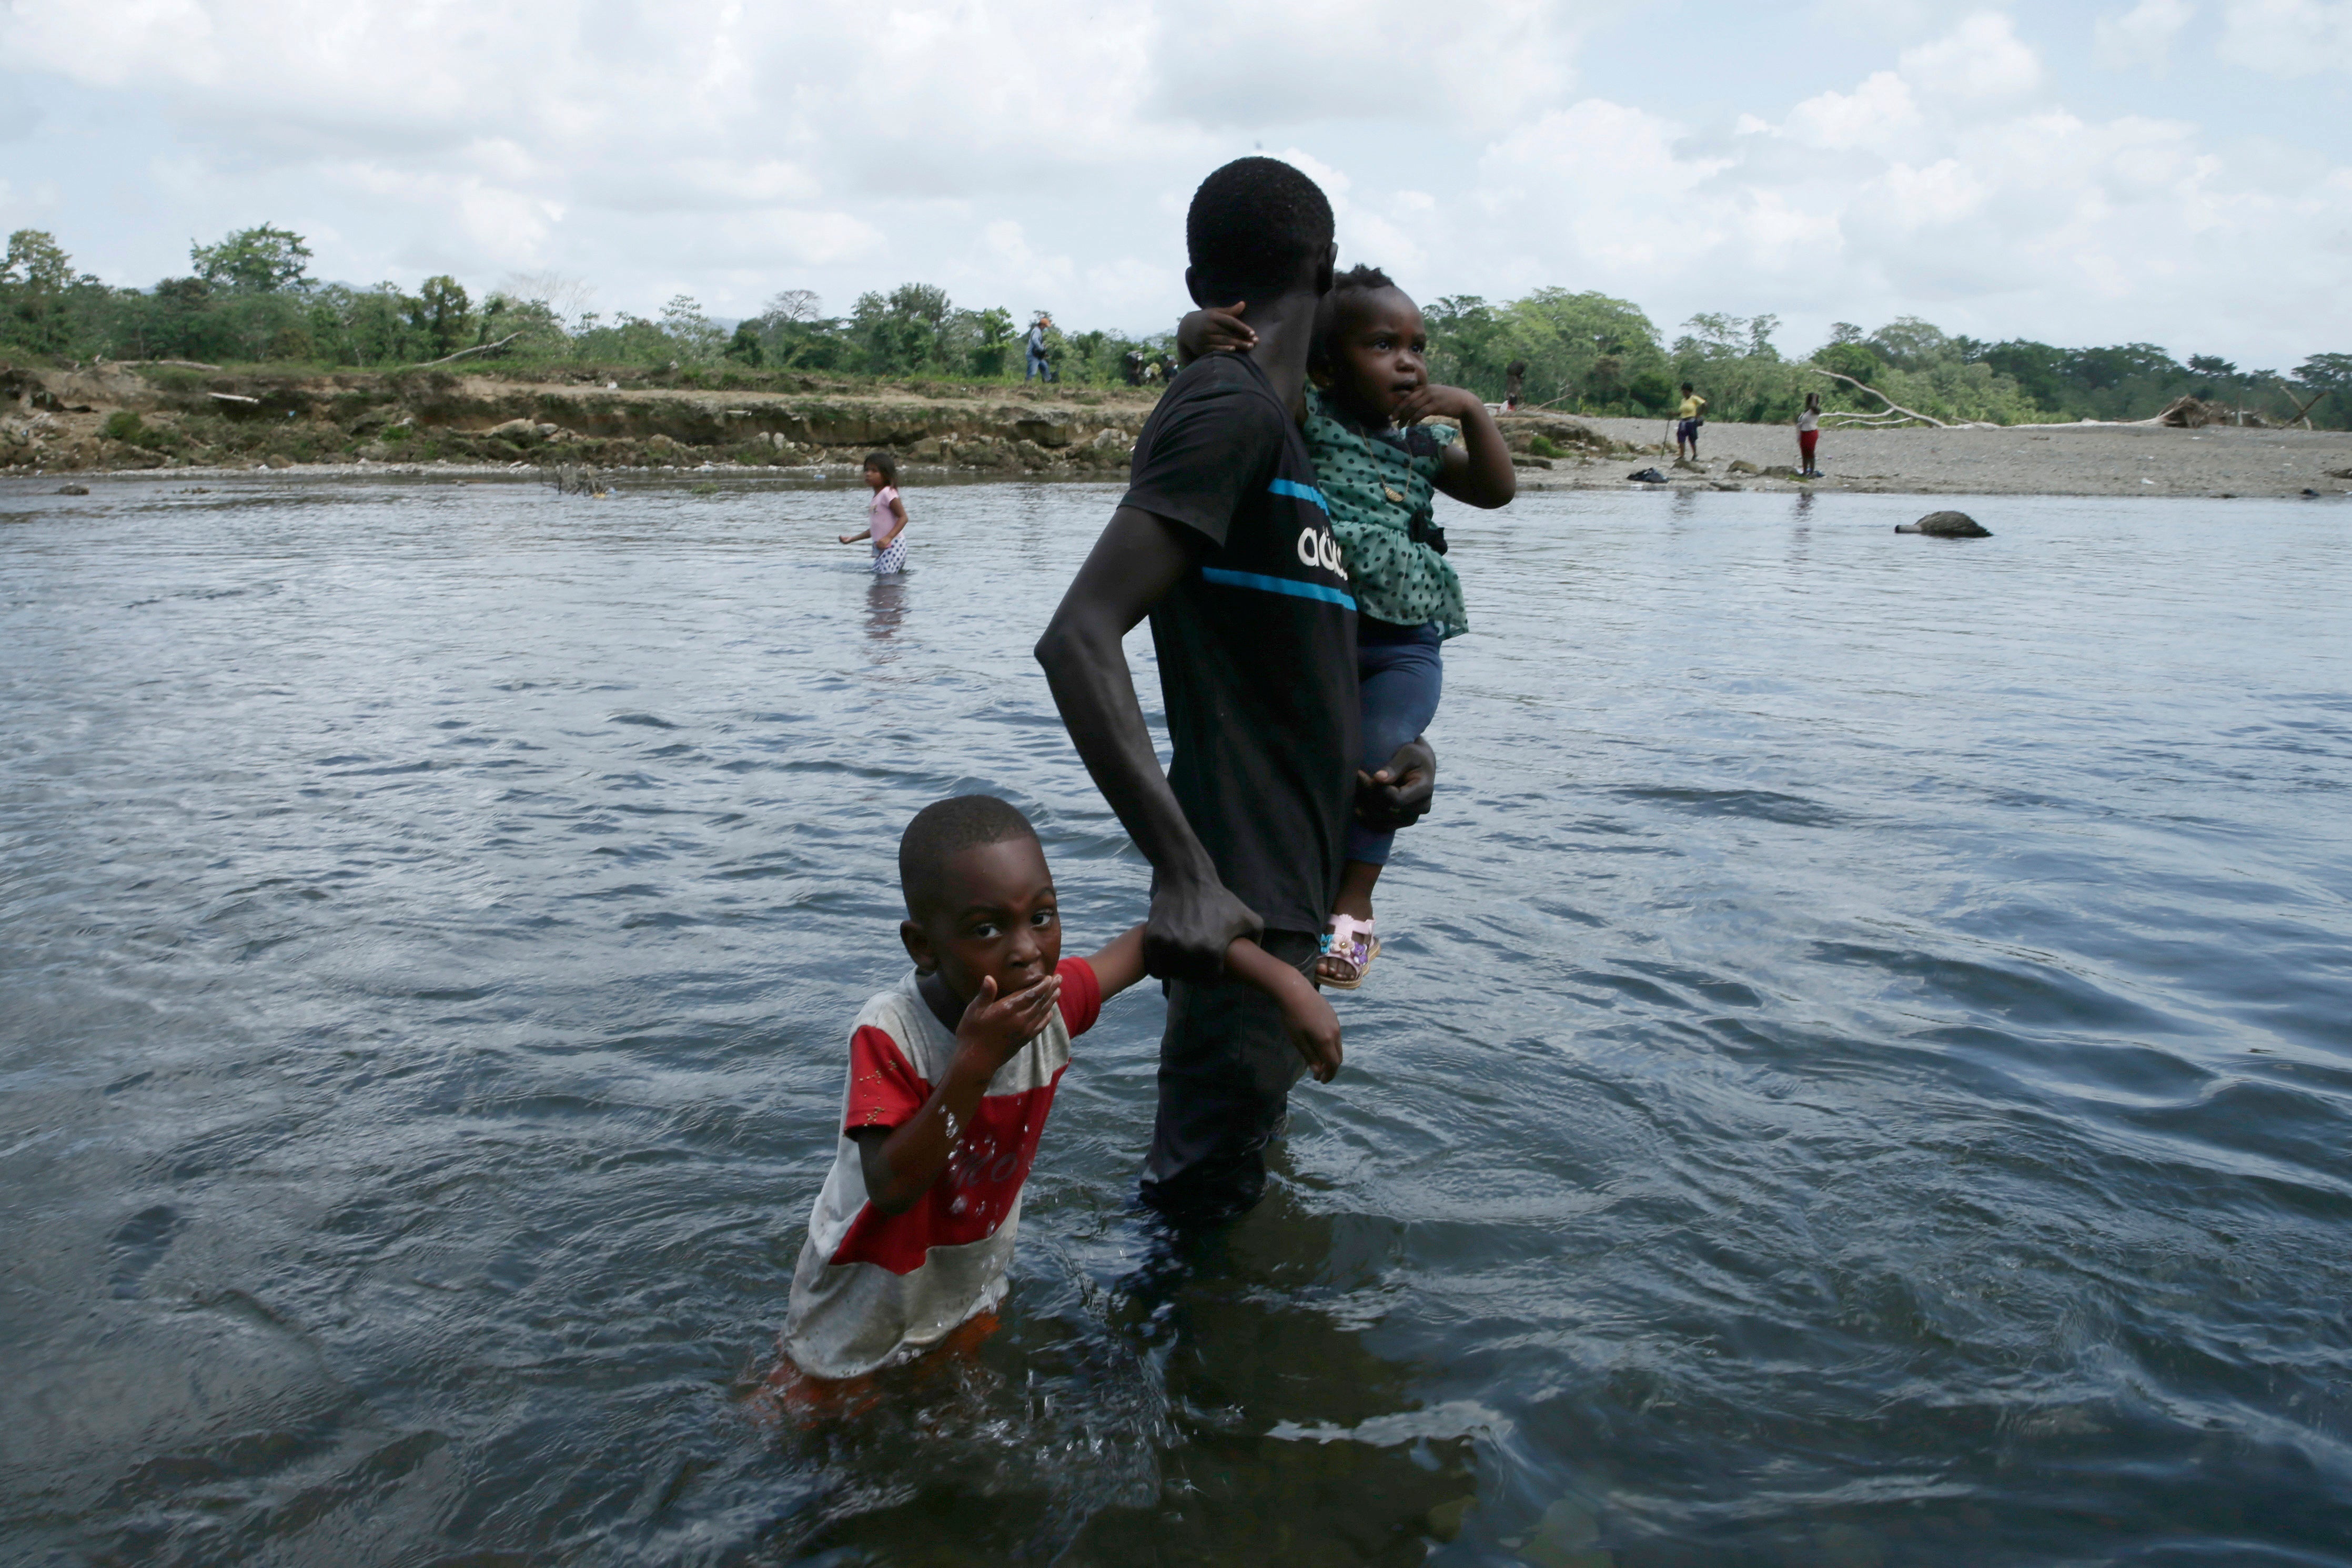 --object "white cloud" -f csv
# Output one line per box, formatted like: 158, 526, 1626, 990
1783, 71, 1922, 150
2218, 0, 2352, 75
0, 0, 2347, 366
2095, 0, 2196, 72
1898, 13, 2042, 98
1143, 0, 1583, 133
